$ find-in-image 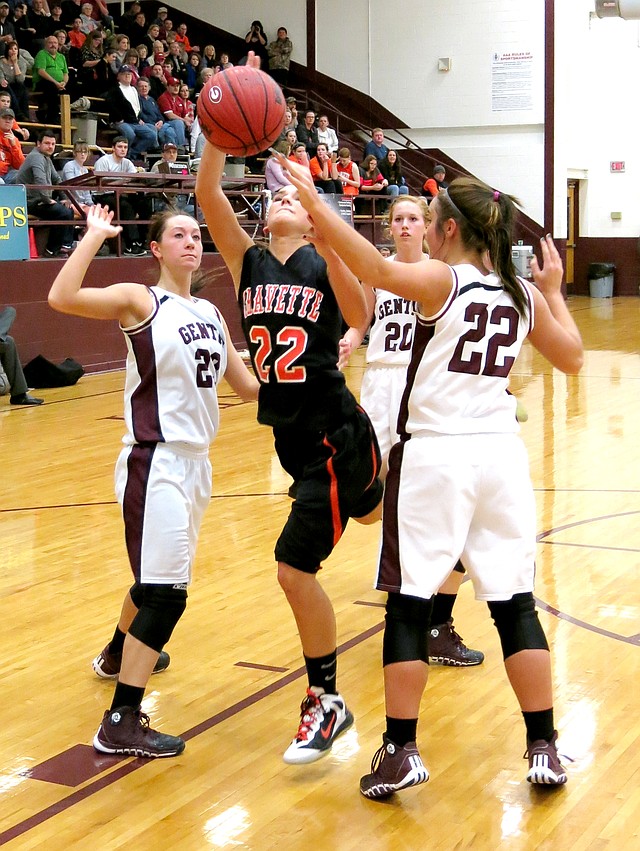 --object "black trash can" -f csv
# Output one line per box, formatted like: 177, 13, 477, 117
588, 262, 615, 298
